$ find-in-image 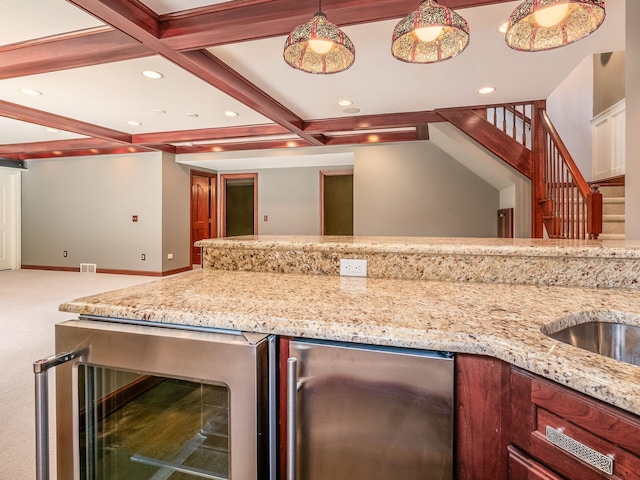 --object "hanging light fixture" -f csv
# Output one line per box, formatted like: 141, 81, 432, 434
505, 0, 606, 52
283, 0, 355, 74
391, 0, 470, 64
